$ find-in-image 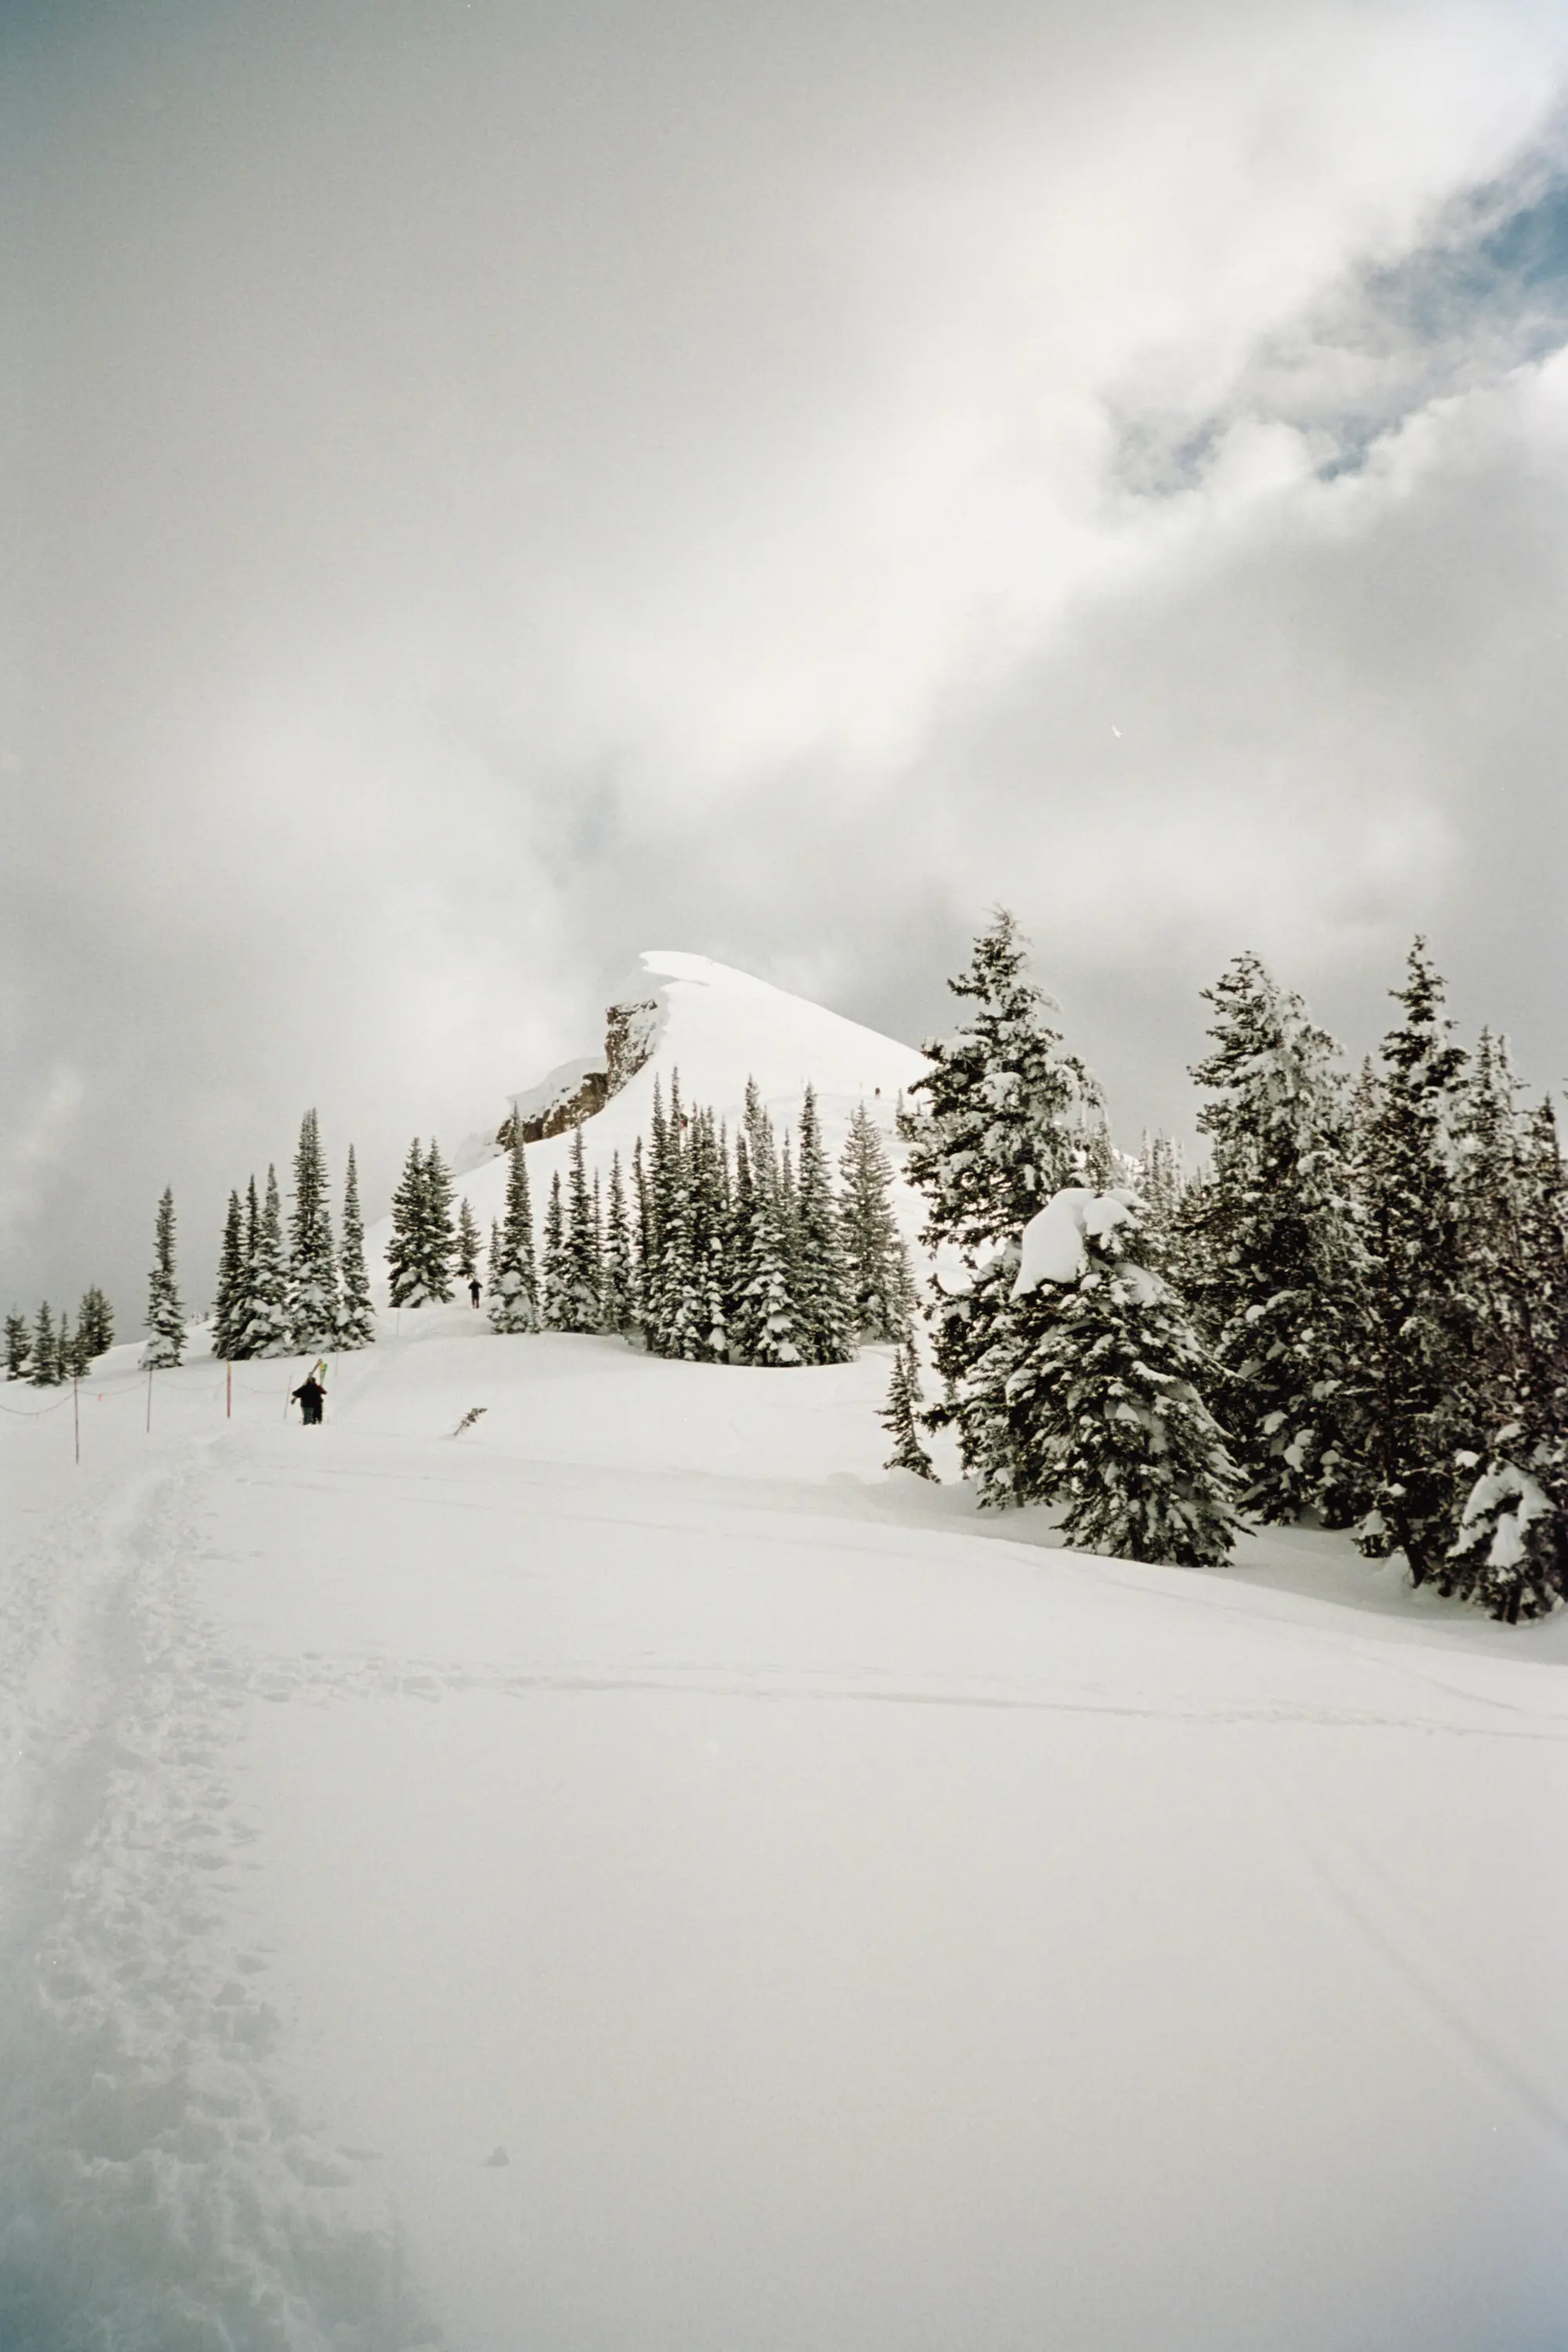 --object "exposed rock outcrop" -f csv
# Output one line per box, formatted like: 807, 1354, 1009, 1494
496, 996, 662, 1147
